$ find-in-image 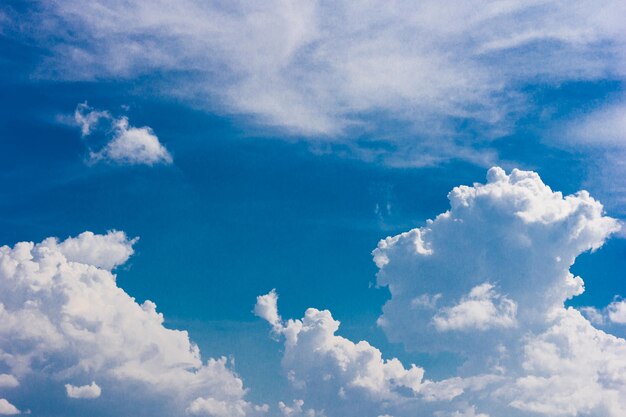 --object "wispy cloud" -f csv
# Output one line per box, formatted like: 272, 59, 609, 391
10, 0, 625, 165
